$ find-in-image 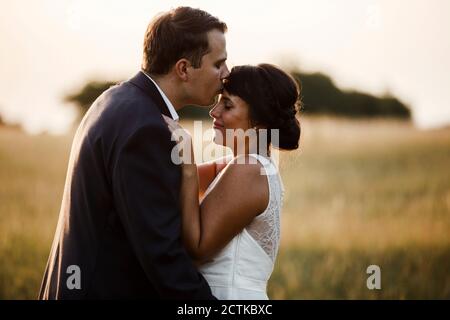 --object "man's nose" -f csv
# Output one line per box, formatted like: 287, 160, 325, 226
221, 64, 230, 79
